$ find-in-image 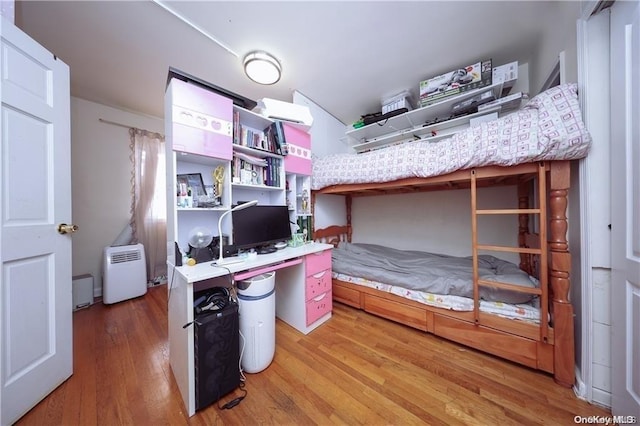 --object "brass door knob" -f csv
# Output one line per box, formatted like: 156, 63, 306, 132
57, 223, 79, 234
